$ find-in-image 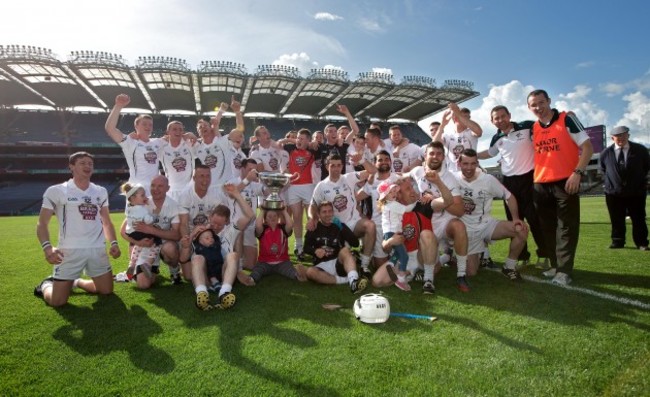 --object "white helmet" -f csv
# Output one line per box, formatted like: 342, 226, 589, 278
353, 294, 390, 324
